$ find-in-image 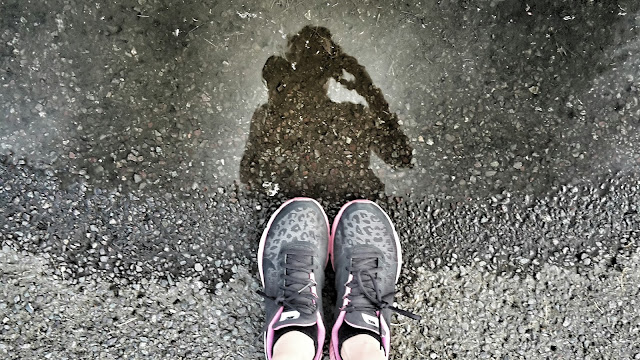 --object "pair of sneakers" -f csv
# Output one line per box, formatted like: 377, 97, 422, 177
257, 197, 420, 360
